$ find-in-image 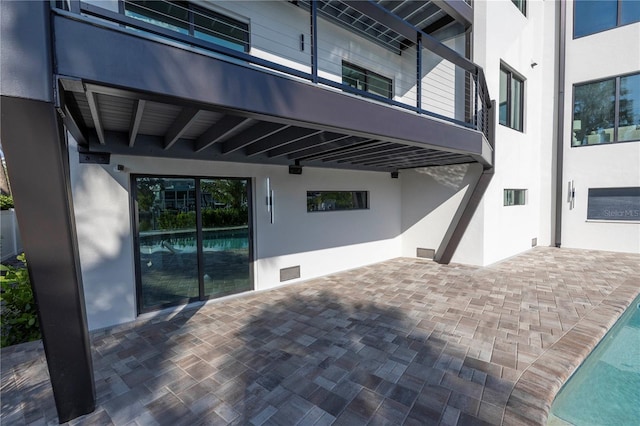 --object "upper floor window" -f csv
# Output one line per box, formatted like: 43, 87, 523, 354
124, 1, 249, 52
512, 0, 526, 16
342, 61, 393, 99
574, 0, 640, 38
572, 72, 640, 146
499, 65, 524, 132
